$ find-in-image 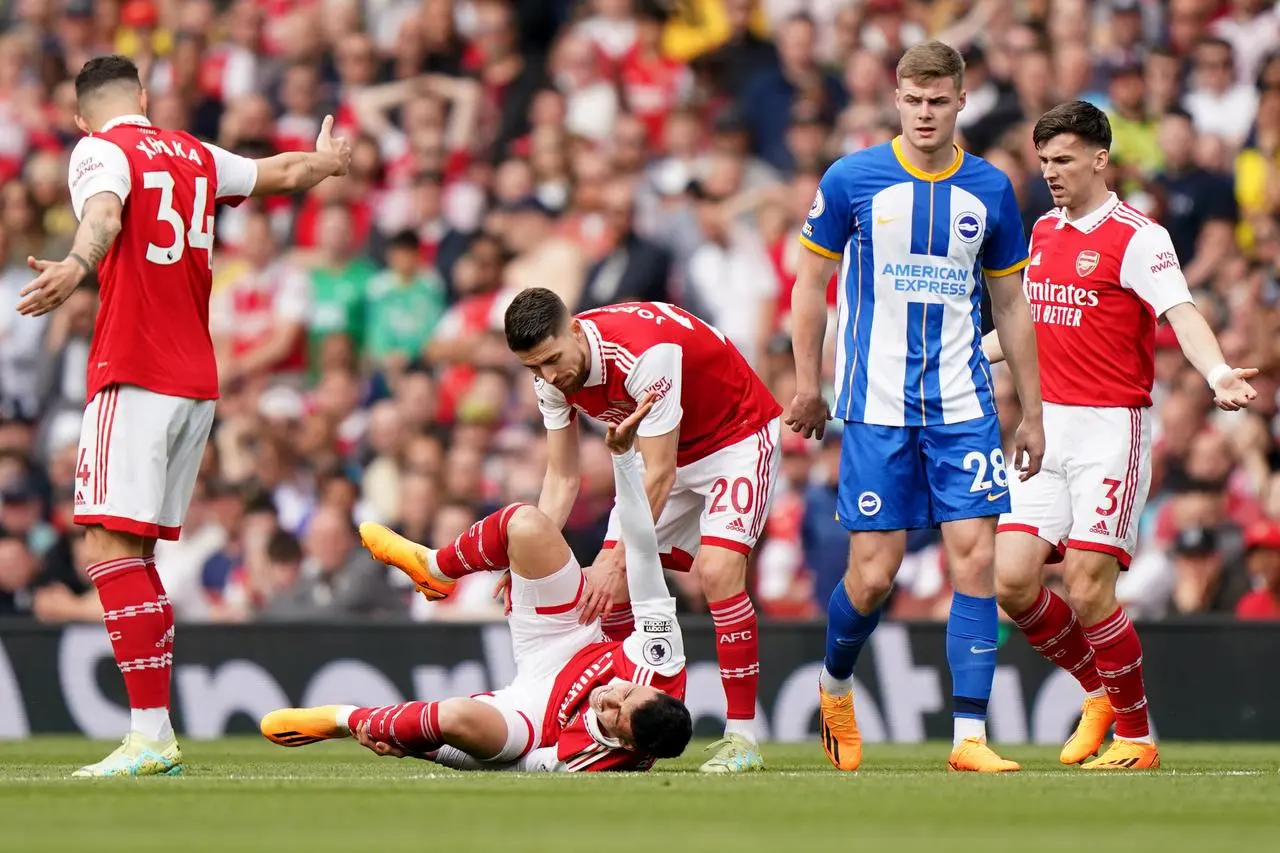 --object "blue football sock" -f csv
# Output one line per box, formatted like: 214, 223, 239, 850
947, 591, 998, 720
823, 581, 881, 682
